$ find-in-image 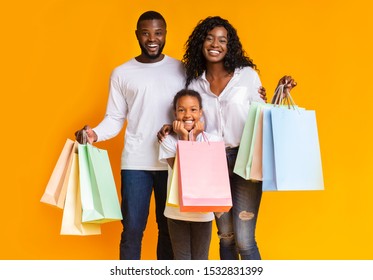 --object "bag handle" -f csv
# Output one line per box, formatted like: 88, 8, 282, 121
188, 130, 209, 143
80, 129, 89, 144
272, 84, 297, 110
